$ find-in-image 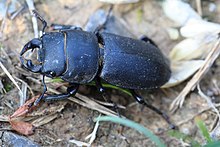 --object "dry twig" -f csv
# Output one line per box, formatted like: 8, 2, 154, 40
14, 77, 34, 106
196, 0, 202, 16
68, 94, 118, 117
0, 61, 23, 99
197, 84, 220, 139
26, 0, 38, 38
197, 84, 220, 118
85, 114, 101, 145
